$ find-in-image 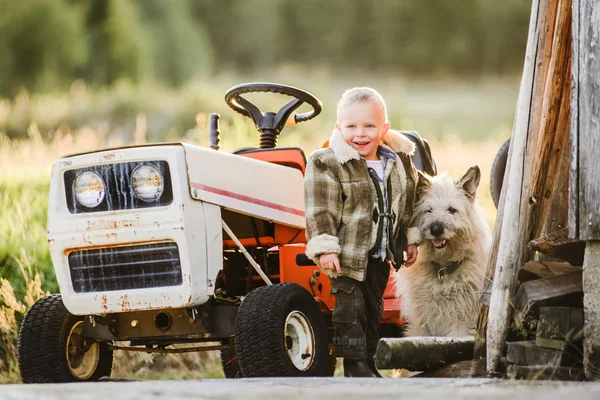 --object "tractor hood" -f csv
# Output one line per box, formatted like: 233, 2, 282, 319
182, 144, 306, 229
